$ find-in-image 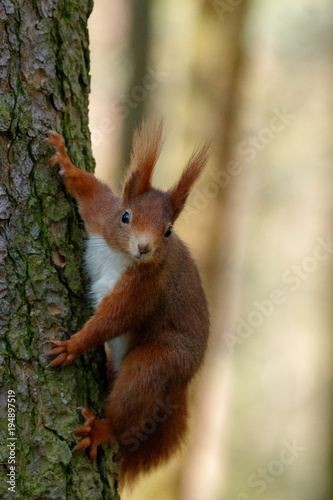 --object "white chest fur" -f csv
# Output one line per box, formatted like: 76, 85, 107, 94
85, 235, 133, 371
